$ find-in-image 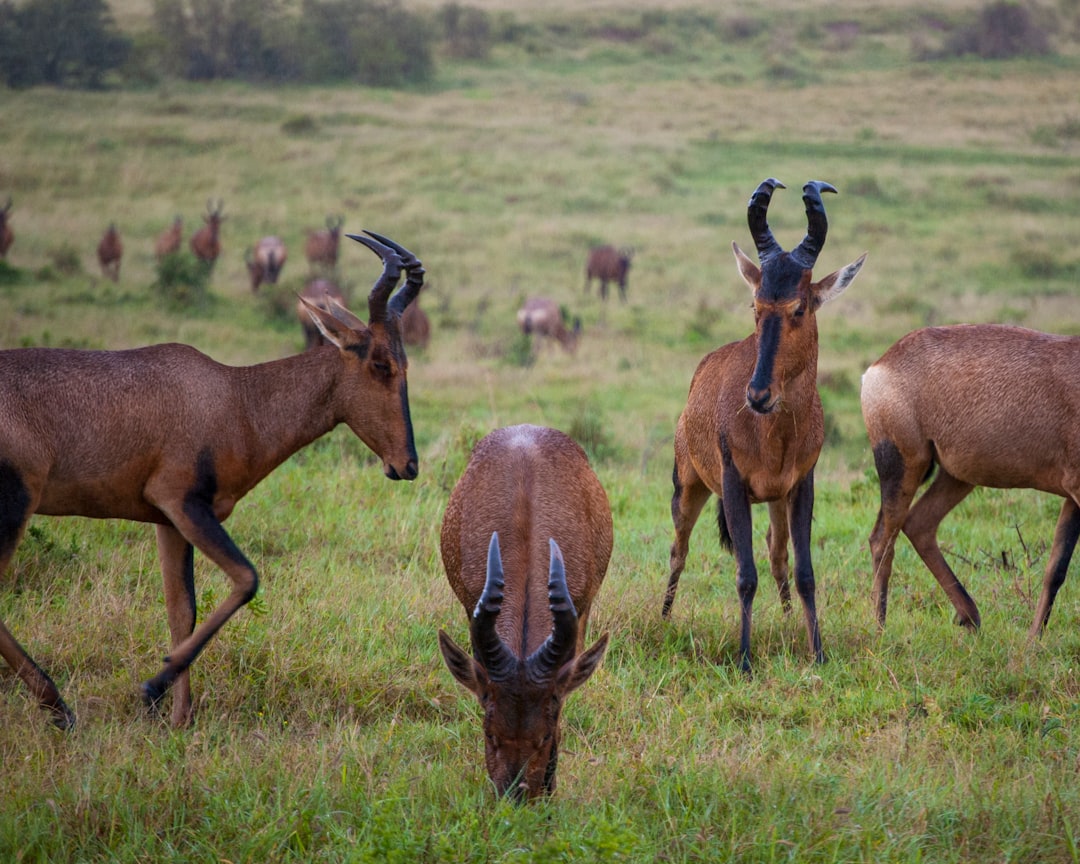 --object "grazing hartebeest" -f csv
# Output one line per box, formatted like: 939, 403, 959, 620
245, 235, 287, 293
0, 231, 422, 730
584, 244, 633, 302
305, 215, 344, 270
190, 199, 225, 268
0, 197, 14, 258
401, 289, 430, 350
155, 216, 183, 260
861, 323, 1080, 638
296, 277, 346, 350
439, 424, 612, 801
662, 179, 866, 671
517, 297, 581, 354
97, 223, 123, 281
